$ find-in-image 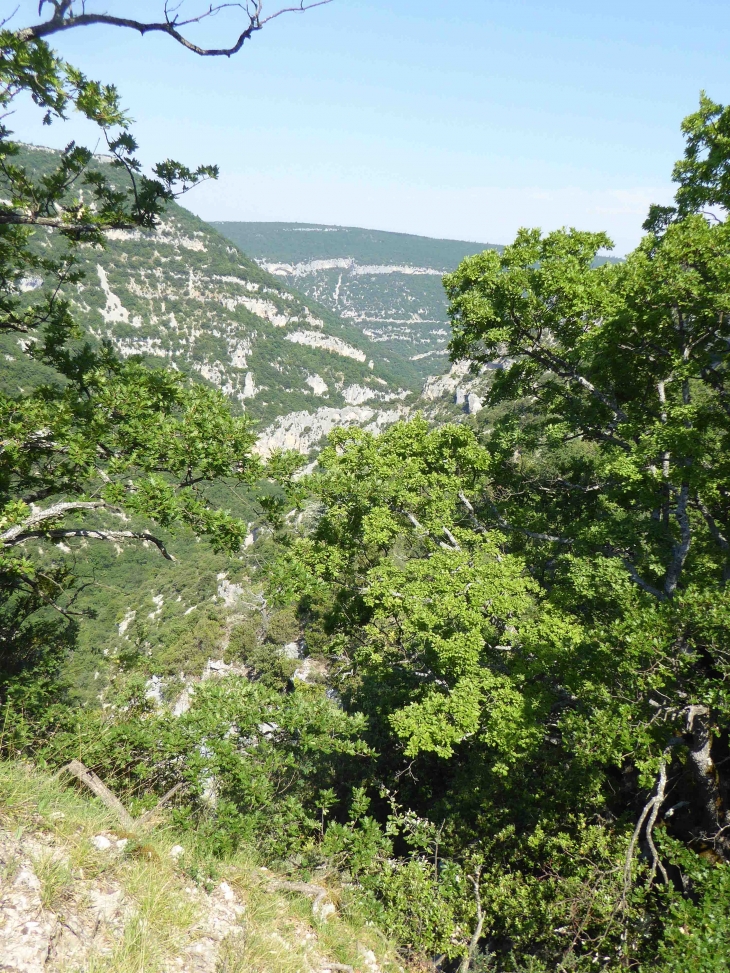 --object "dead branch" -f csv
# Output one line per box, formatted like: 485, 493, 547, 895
0, 500, 106, 544
458, 866, 484, 973
261, 872, 335, 918
262, 874, 330, 899
17, 2, 333, 57
16, 528, 175, 560
622, 750, 671, 909
1, 499, 174, 560
58, 760, 187, 831
644, 760, 670, 887
59, 760, 135, 831
442, 526, 461, 551
136, 782, 186, 826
